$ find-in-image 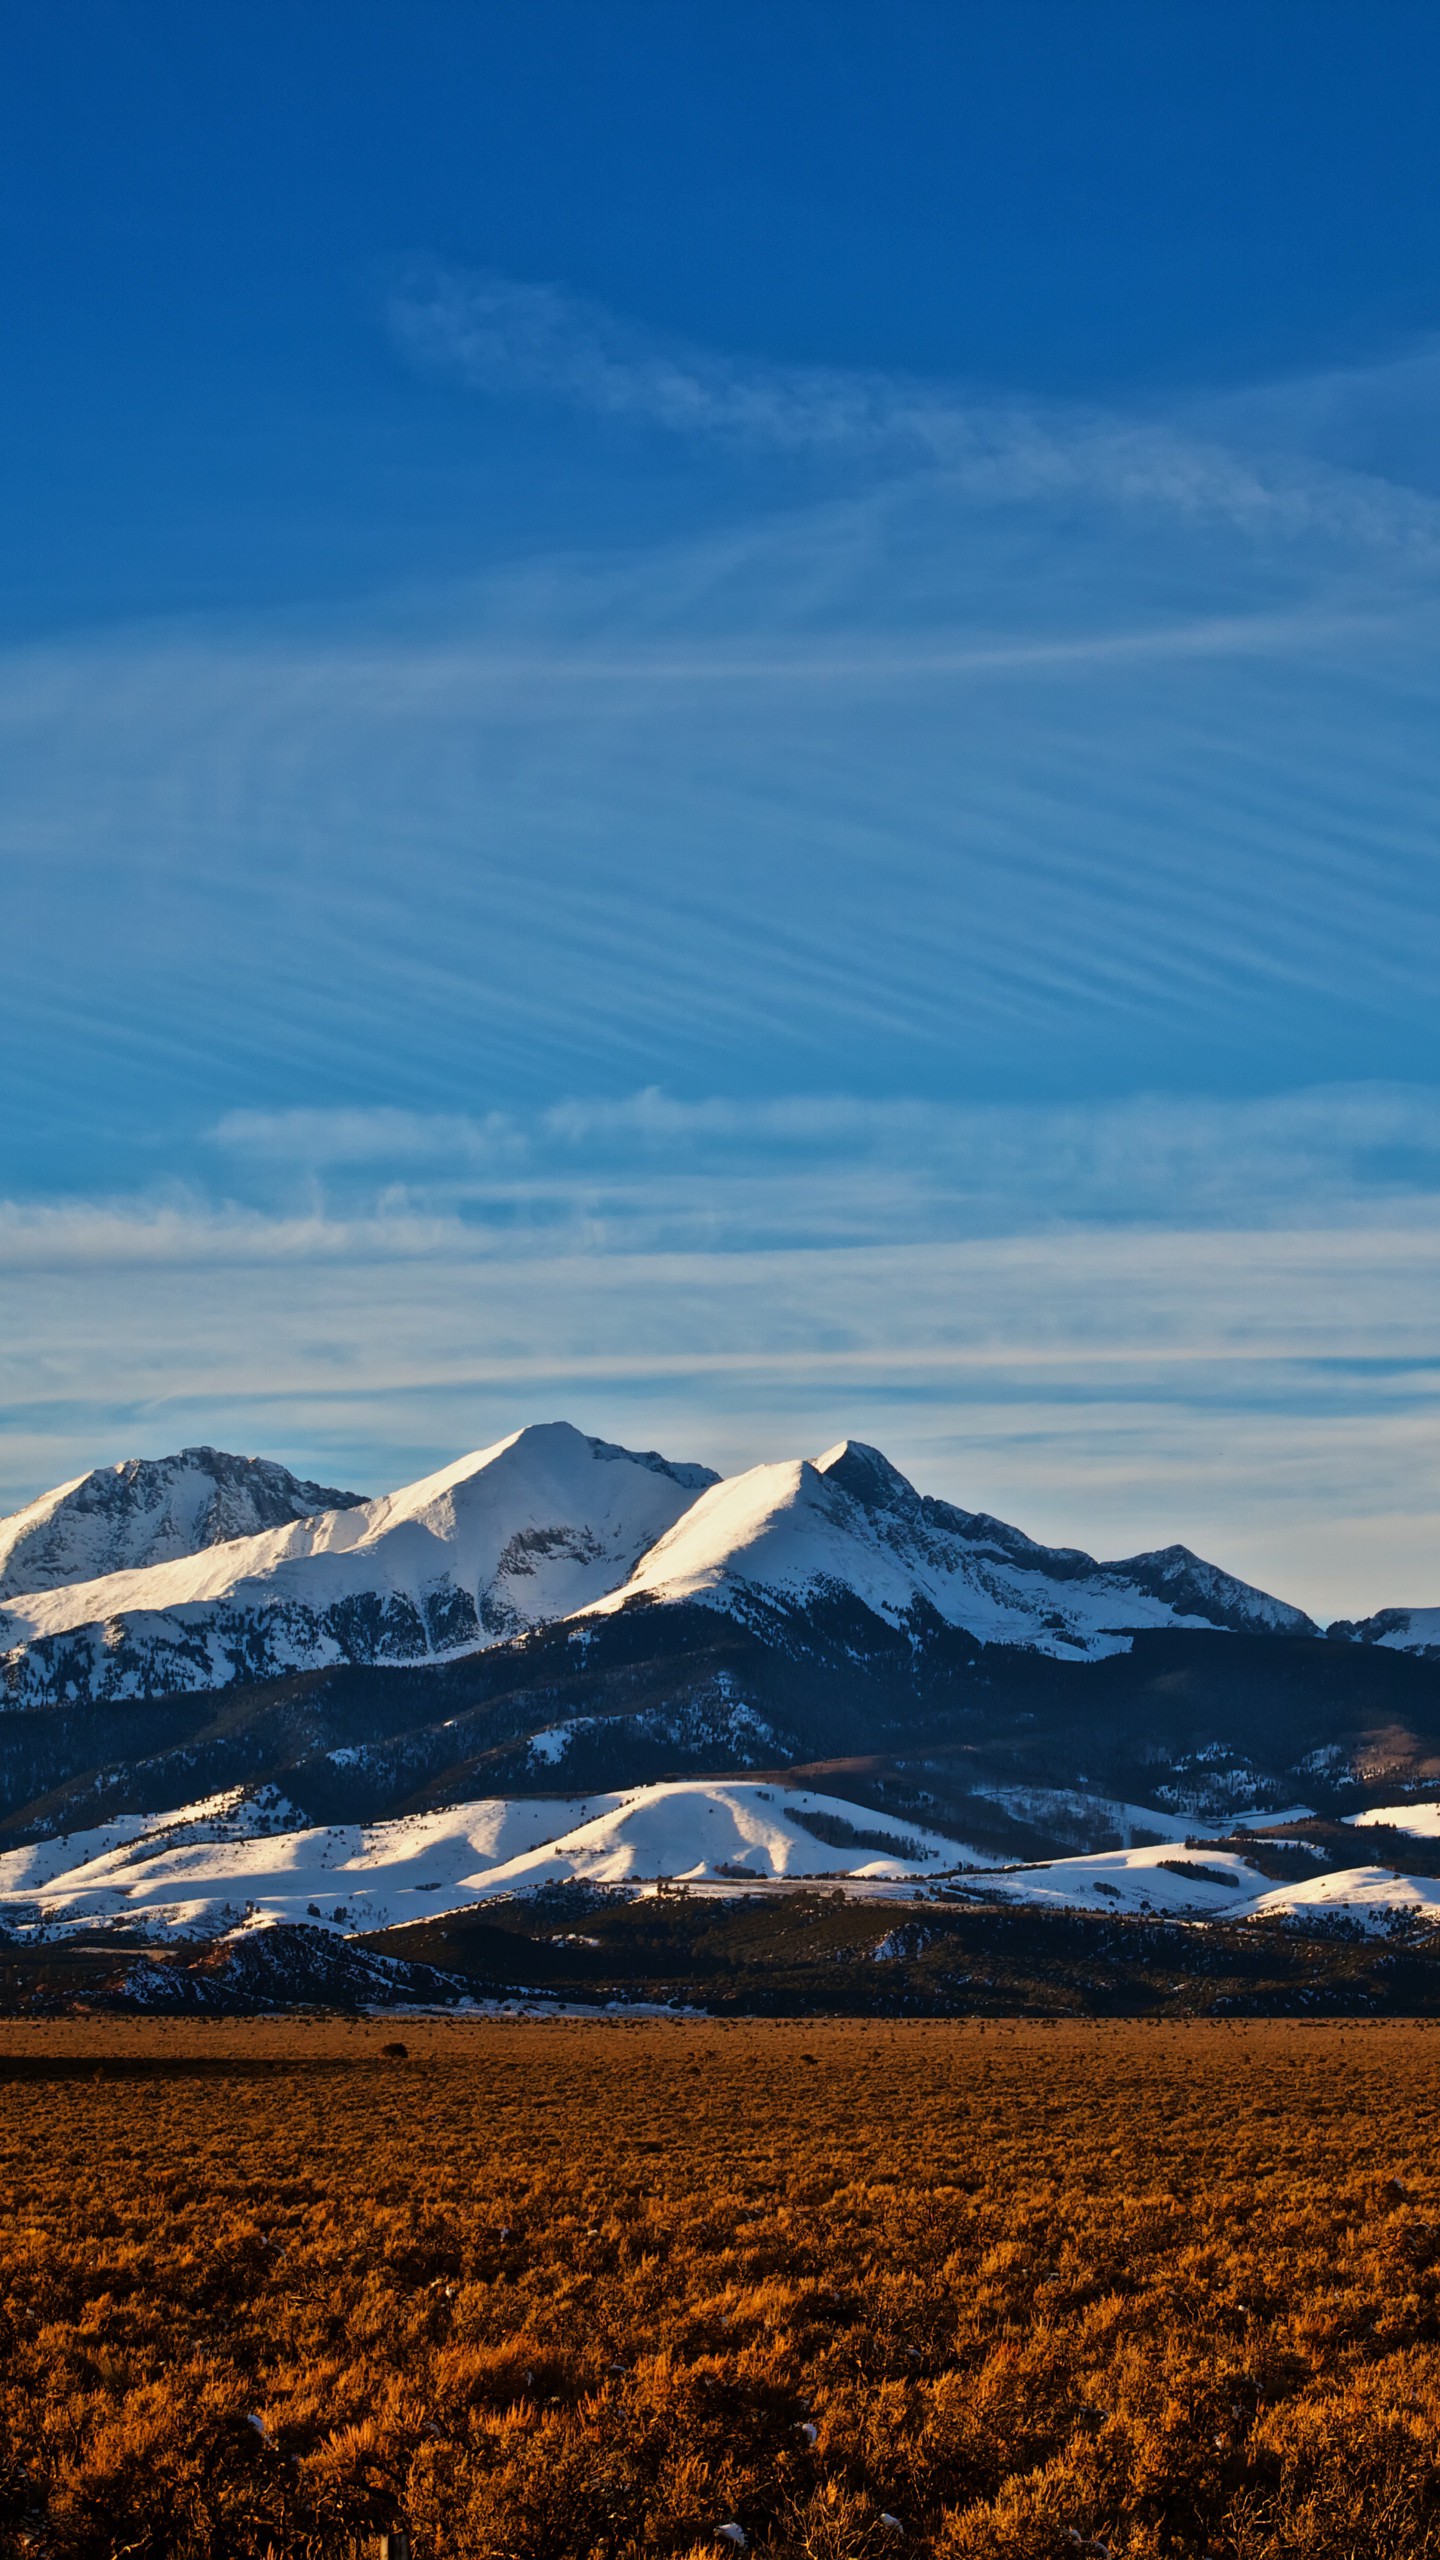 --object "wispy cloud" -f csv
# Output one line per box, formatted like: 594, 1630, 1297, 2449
391, 268, 1440, 557
1190, 334, 1440, 498
207, 1085, 1440, 1244
6, 292, 1440, 1612
2, 1175, 1439, 1619
2, 549, 1437, 1153
213, 1105, 526, 1170
5, 1083, 1440, 1619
